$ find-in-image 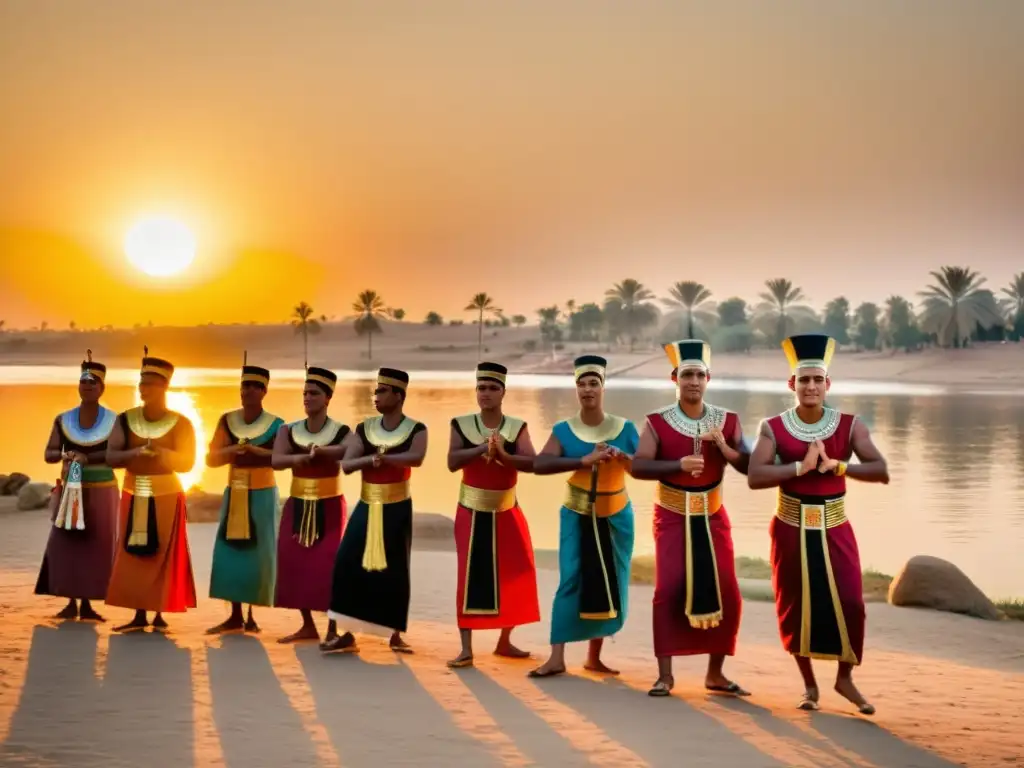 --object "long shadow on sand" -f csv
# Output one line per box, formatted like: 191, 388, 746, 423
0, 622, 118, 768
97, 630, 194, 766
457, 666, 592, 766
207, 634, 320, 768
297, 644, 500, 767
529, 673, 789, 766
